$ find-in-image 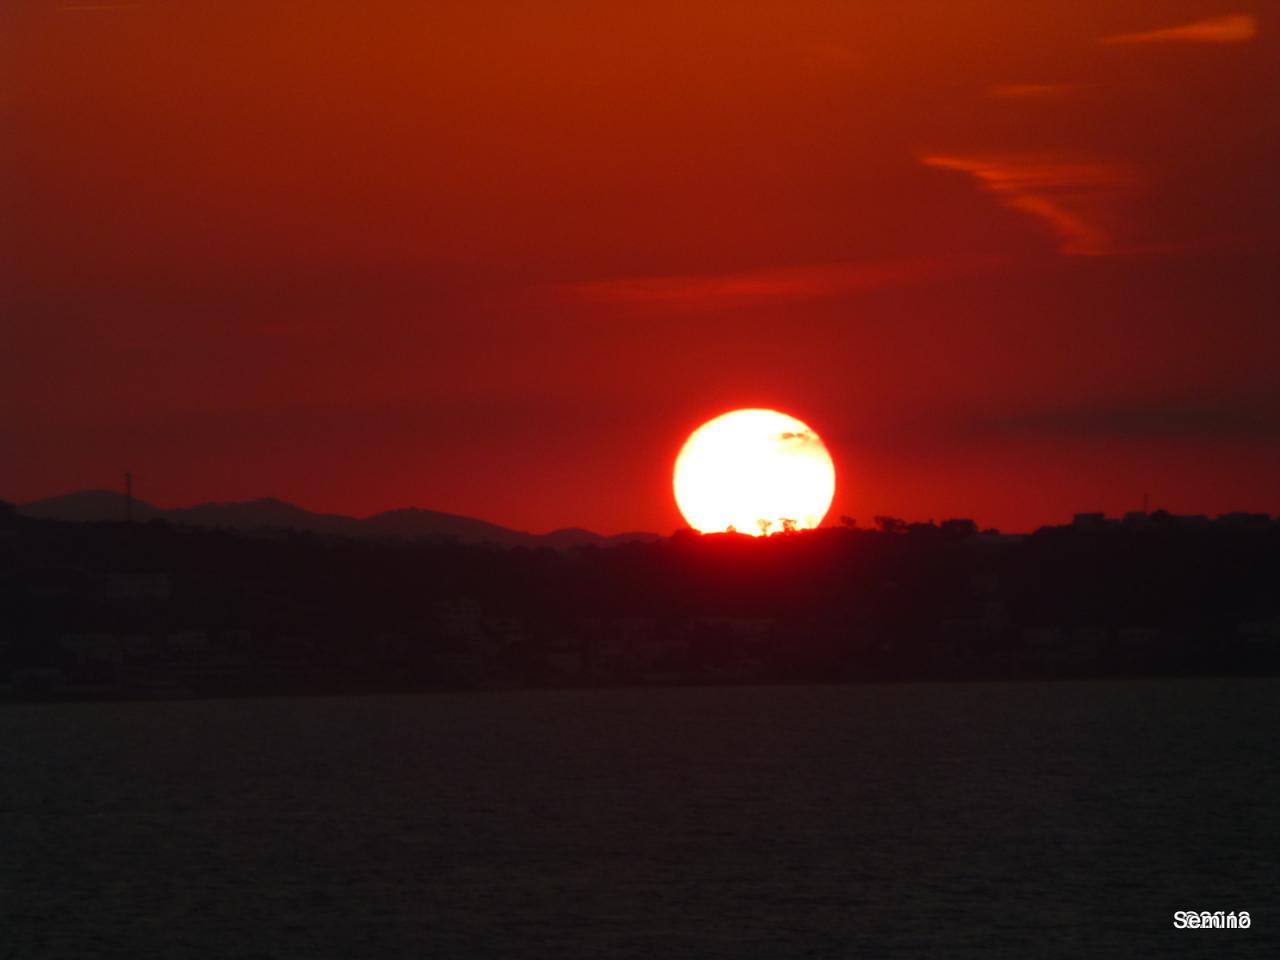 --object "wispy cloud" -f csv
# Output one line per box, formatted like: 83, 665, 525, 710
253, 319, 343, 338
800, 41, 856, 71
987, 83, 1081, 100
920, 154, 1136, 256
956, 401, 1280, 442
1100, 13, 1257, 45
57, 2, 145, 11
556, 256, 997, 309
